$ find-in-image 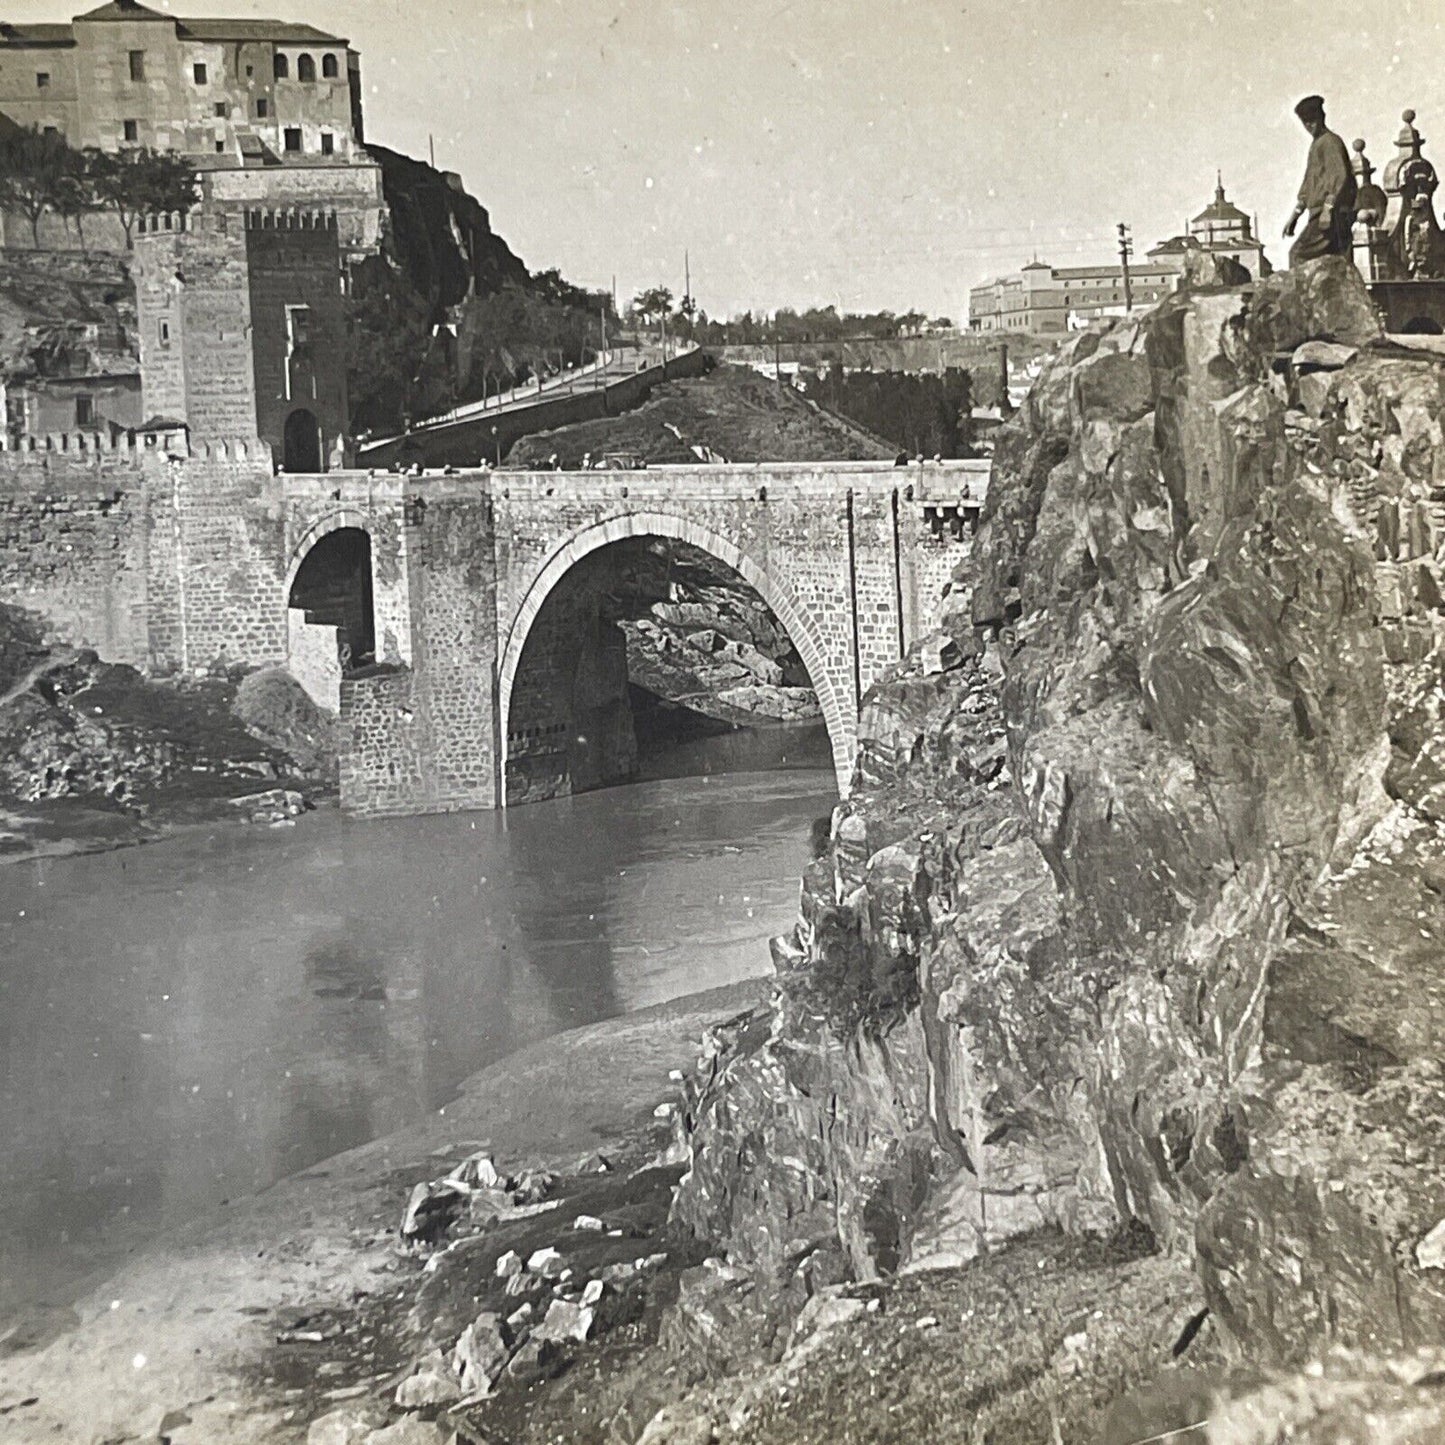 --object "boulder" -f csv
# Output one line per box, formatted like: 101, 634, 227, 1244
306, 1405, 390, 1445
452, 1312, 508, 1397
534, 1298, 595, 1345
393, 1350, 461, 1409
